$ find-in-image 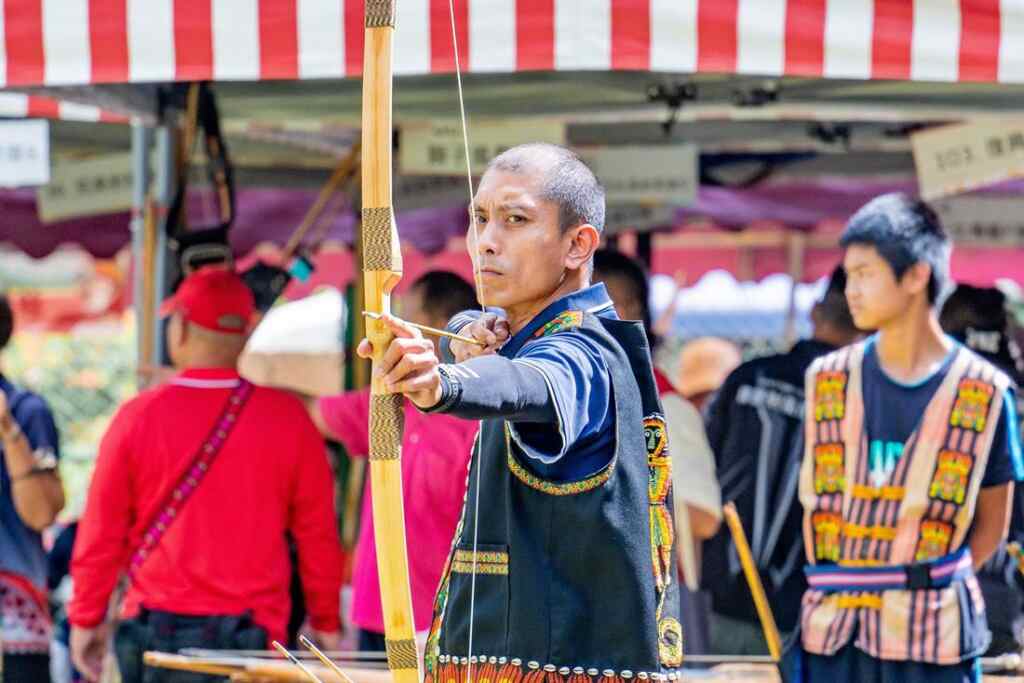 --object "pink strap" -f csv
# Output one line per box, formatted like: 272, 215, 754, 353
127, 380, 253, 578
